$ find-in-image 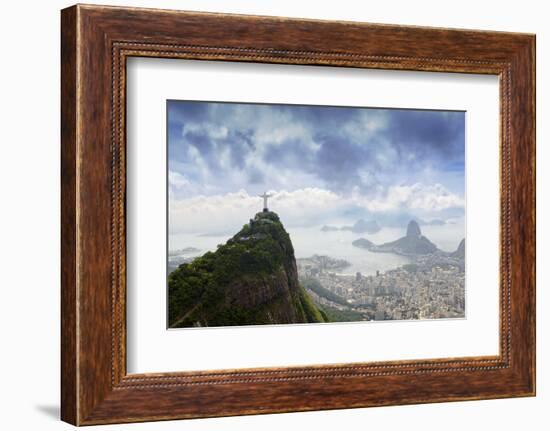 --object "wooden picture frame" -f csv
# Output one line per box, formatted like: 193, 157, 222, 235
61, 4, 535, 426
